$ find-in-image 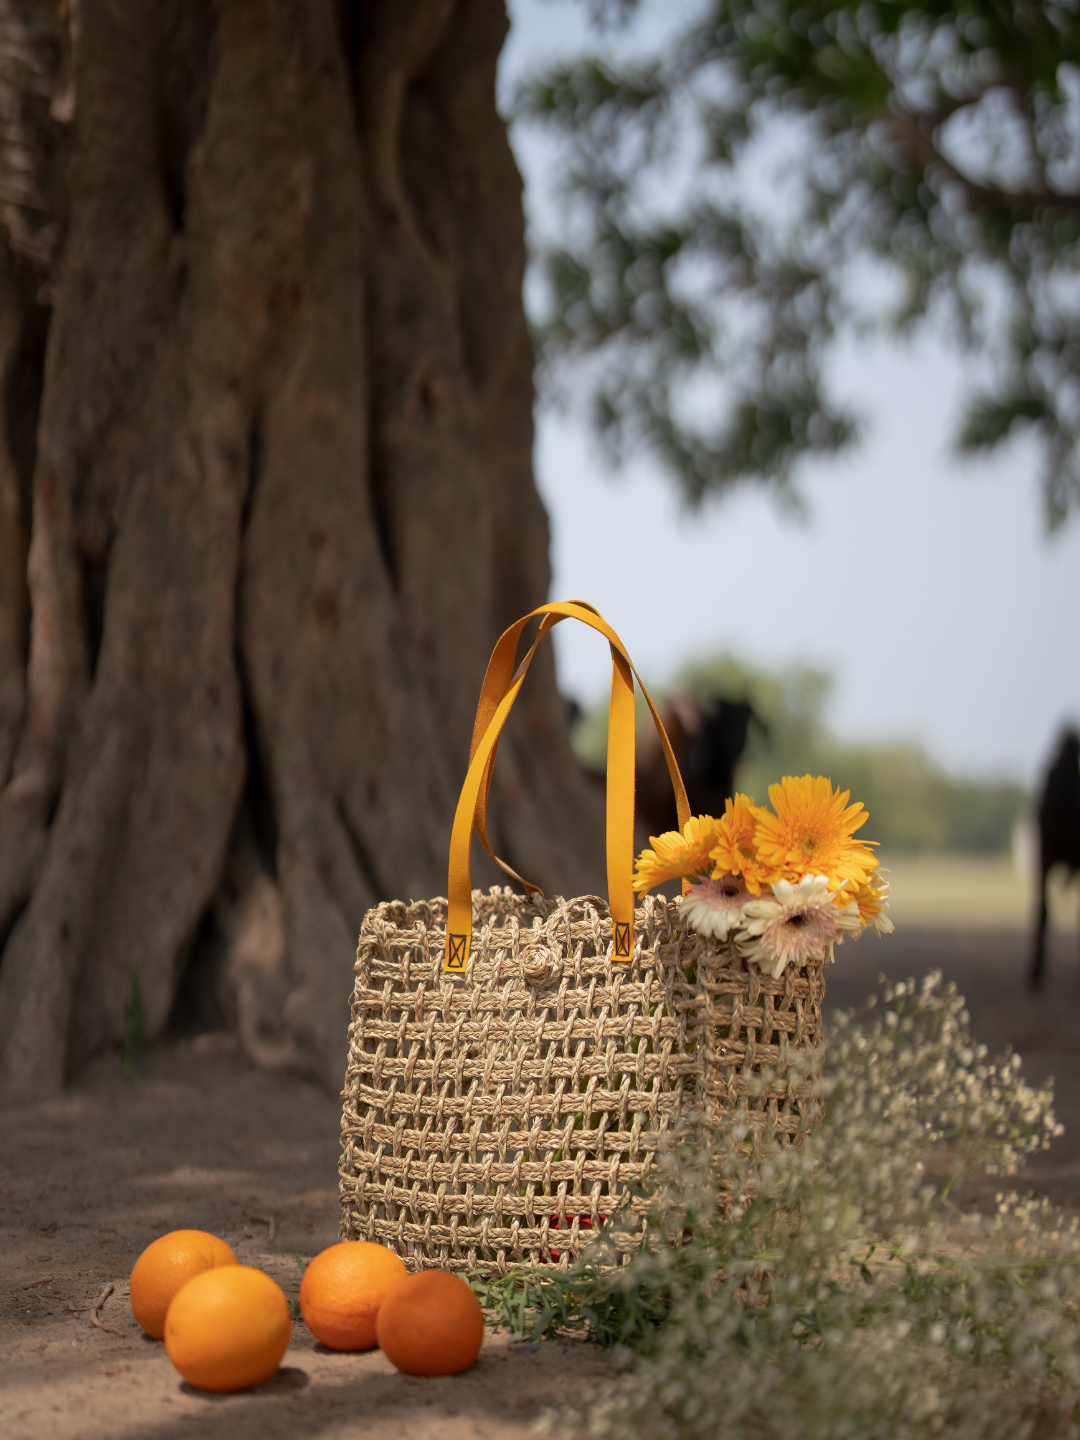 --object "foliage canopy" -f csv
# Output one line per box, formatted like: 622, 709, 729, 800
518, 0, 1080, 527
